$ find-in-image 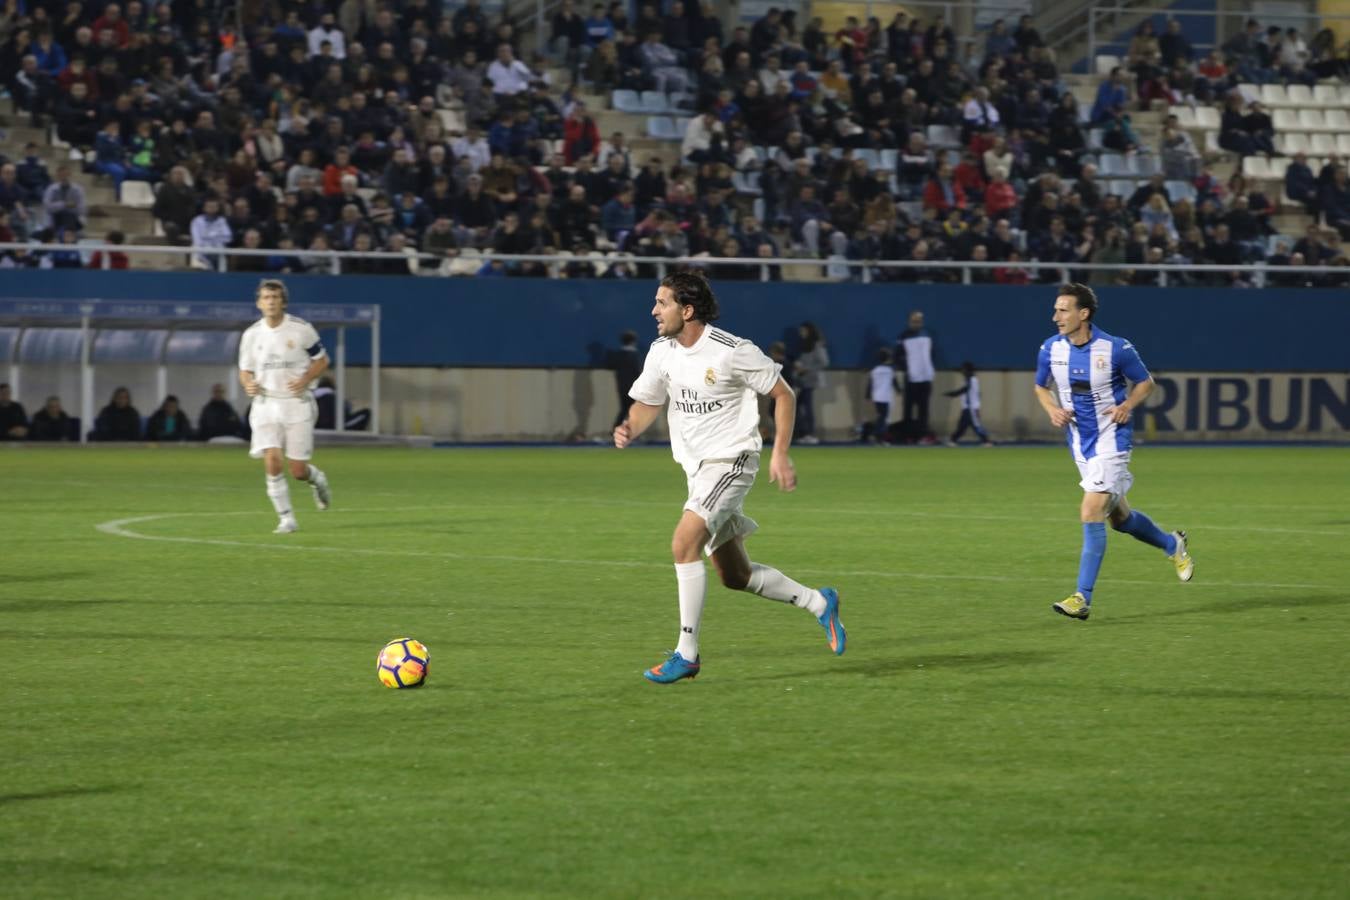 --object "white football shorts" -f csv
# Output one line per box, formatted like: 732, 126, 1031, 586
249, 395, 317, 460
1075, 450, 1134, 512
684, 451, 760, 556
